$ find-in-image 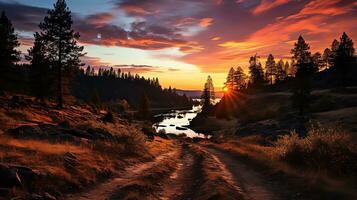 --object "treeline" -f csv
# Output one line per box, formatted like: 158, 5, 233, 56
220, 33, 357, 116
224, 33, 357, 91
0, 0, 192, 111
74, 66, 192, 109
